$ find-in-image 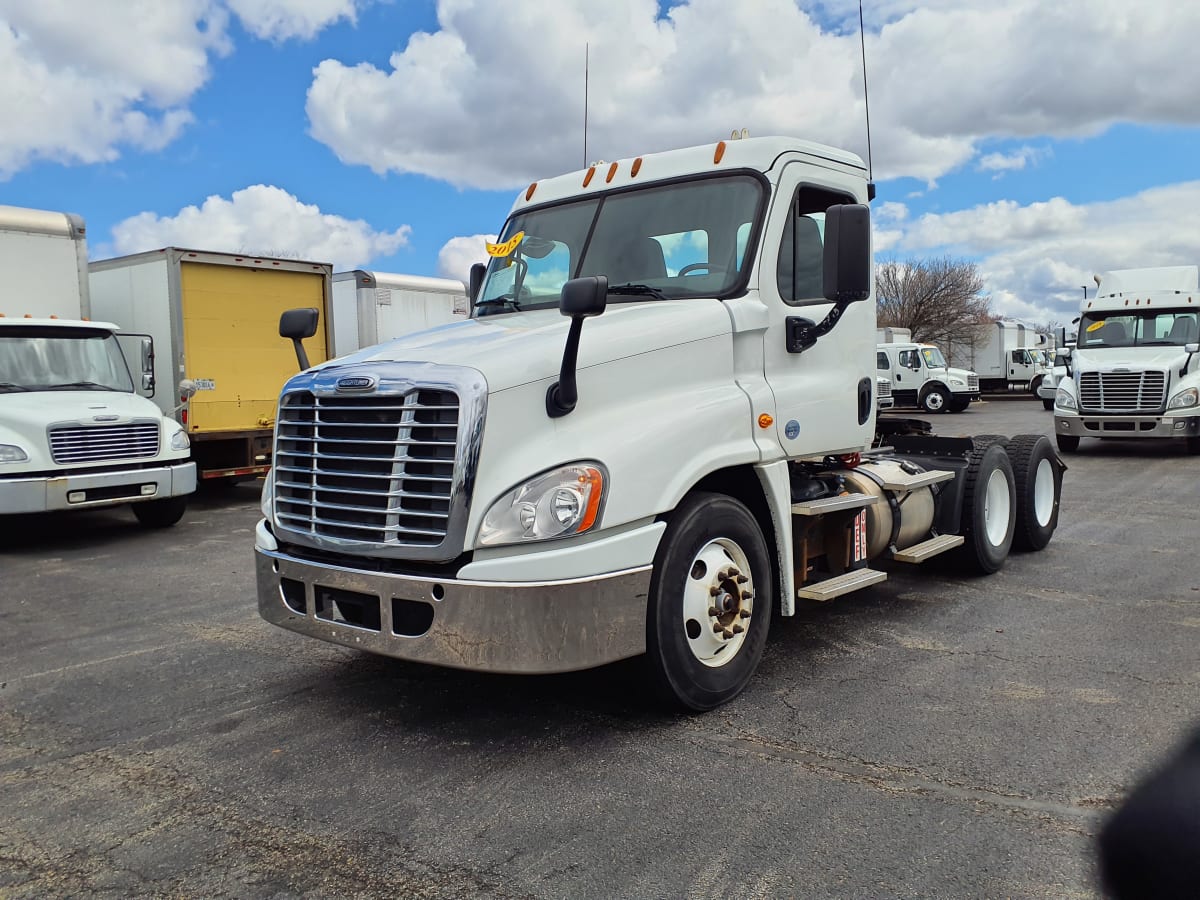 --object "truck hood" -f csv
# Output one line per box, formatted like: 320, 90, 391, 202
0, 390, 164, 430
931, 366, 975, 382
1072, 347, 1194, 370
313, 301, 733, 392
